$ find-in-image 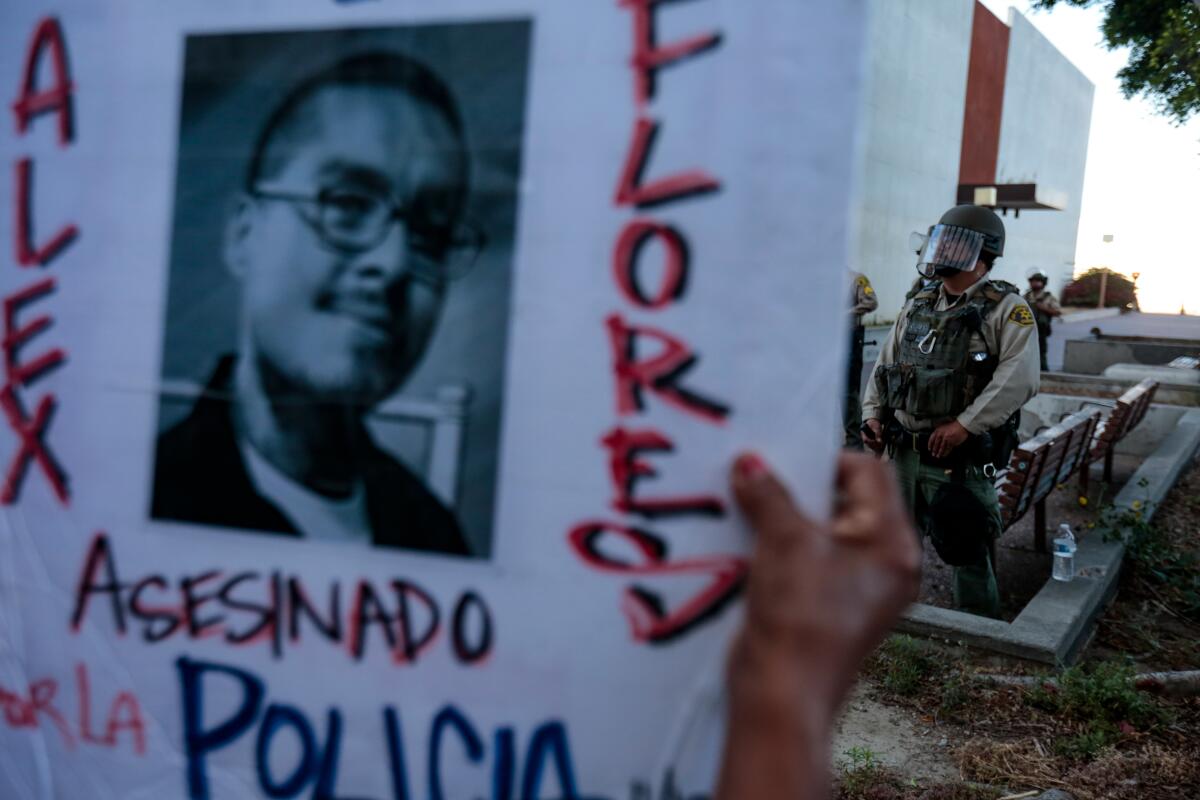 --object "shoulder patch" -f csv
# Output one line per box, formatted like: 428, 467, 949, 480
1008, 305, 1035, 327
864, 285, 875, 296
